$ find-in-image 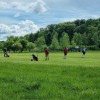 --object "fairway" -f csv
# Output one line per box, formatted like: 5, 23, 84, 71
0, 51, 100, 100
0, 51, 100, 67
